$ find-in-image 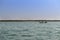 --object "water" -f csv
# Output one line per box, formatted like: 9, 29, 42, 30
0, 22, 60, 40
